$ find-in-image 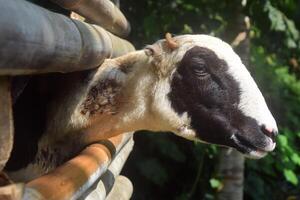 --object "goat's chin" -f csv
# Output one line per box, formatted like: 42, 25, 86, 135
215, 145, 269, 159
175, 129, 275, 159
230, 134, 276, 159
243, 142, 276, 159
244, 150, 268, 159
